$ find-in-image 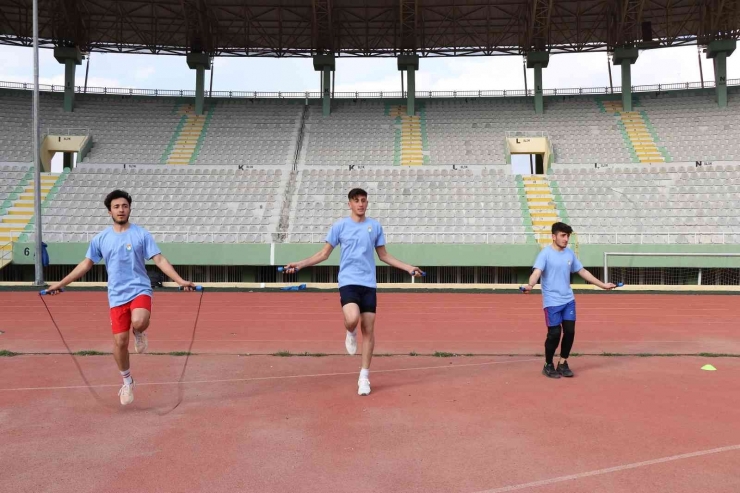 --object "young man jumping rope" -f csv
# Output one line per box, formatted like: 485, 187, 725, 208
46, 190, 195, 405
282, 188, 422, 396
521, 222, 616, 378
